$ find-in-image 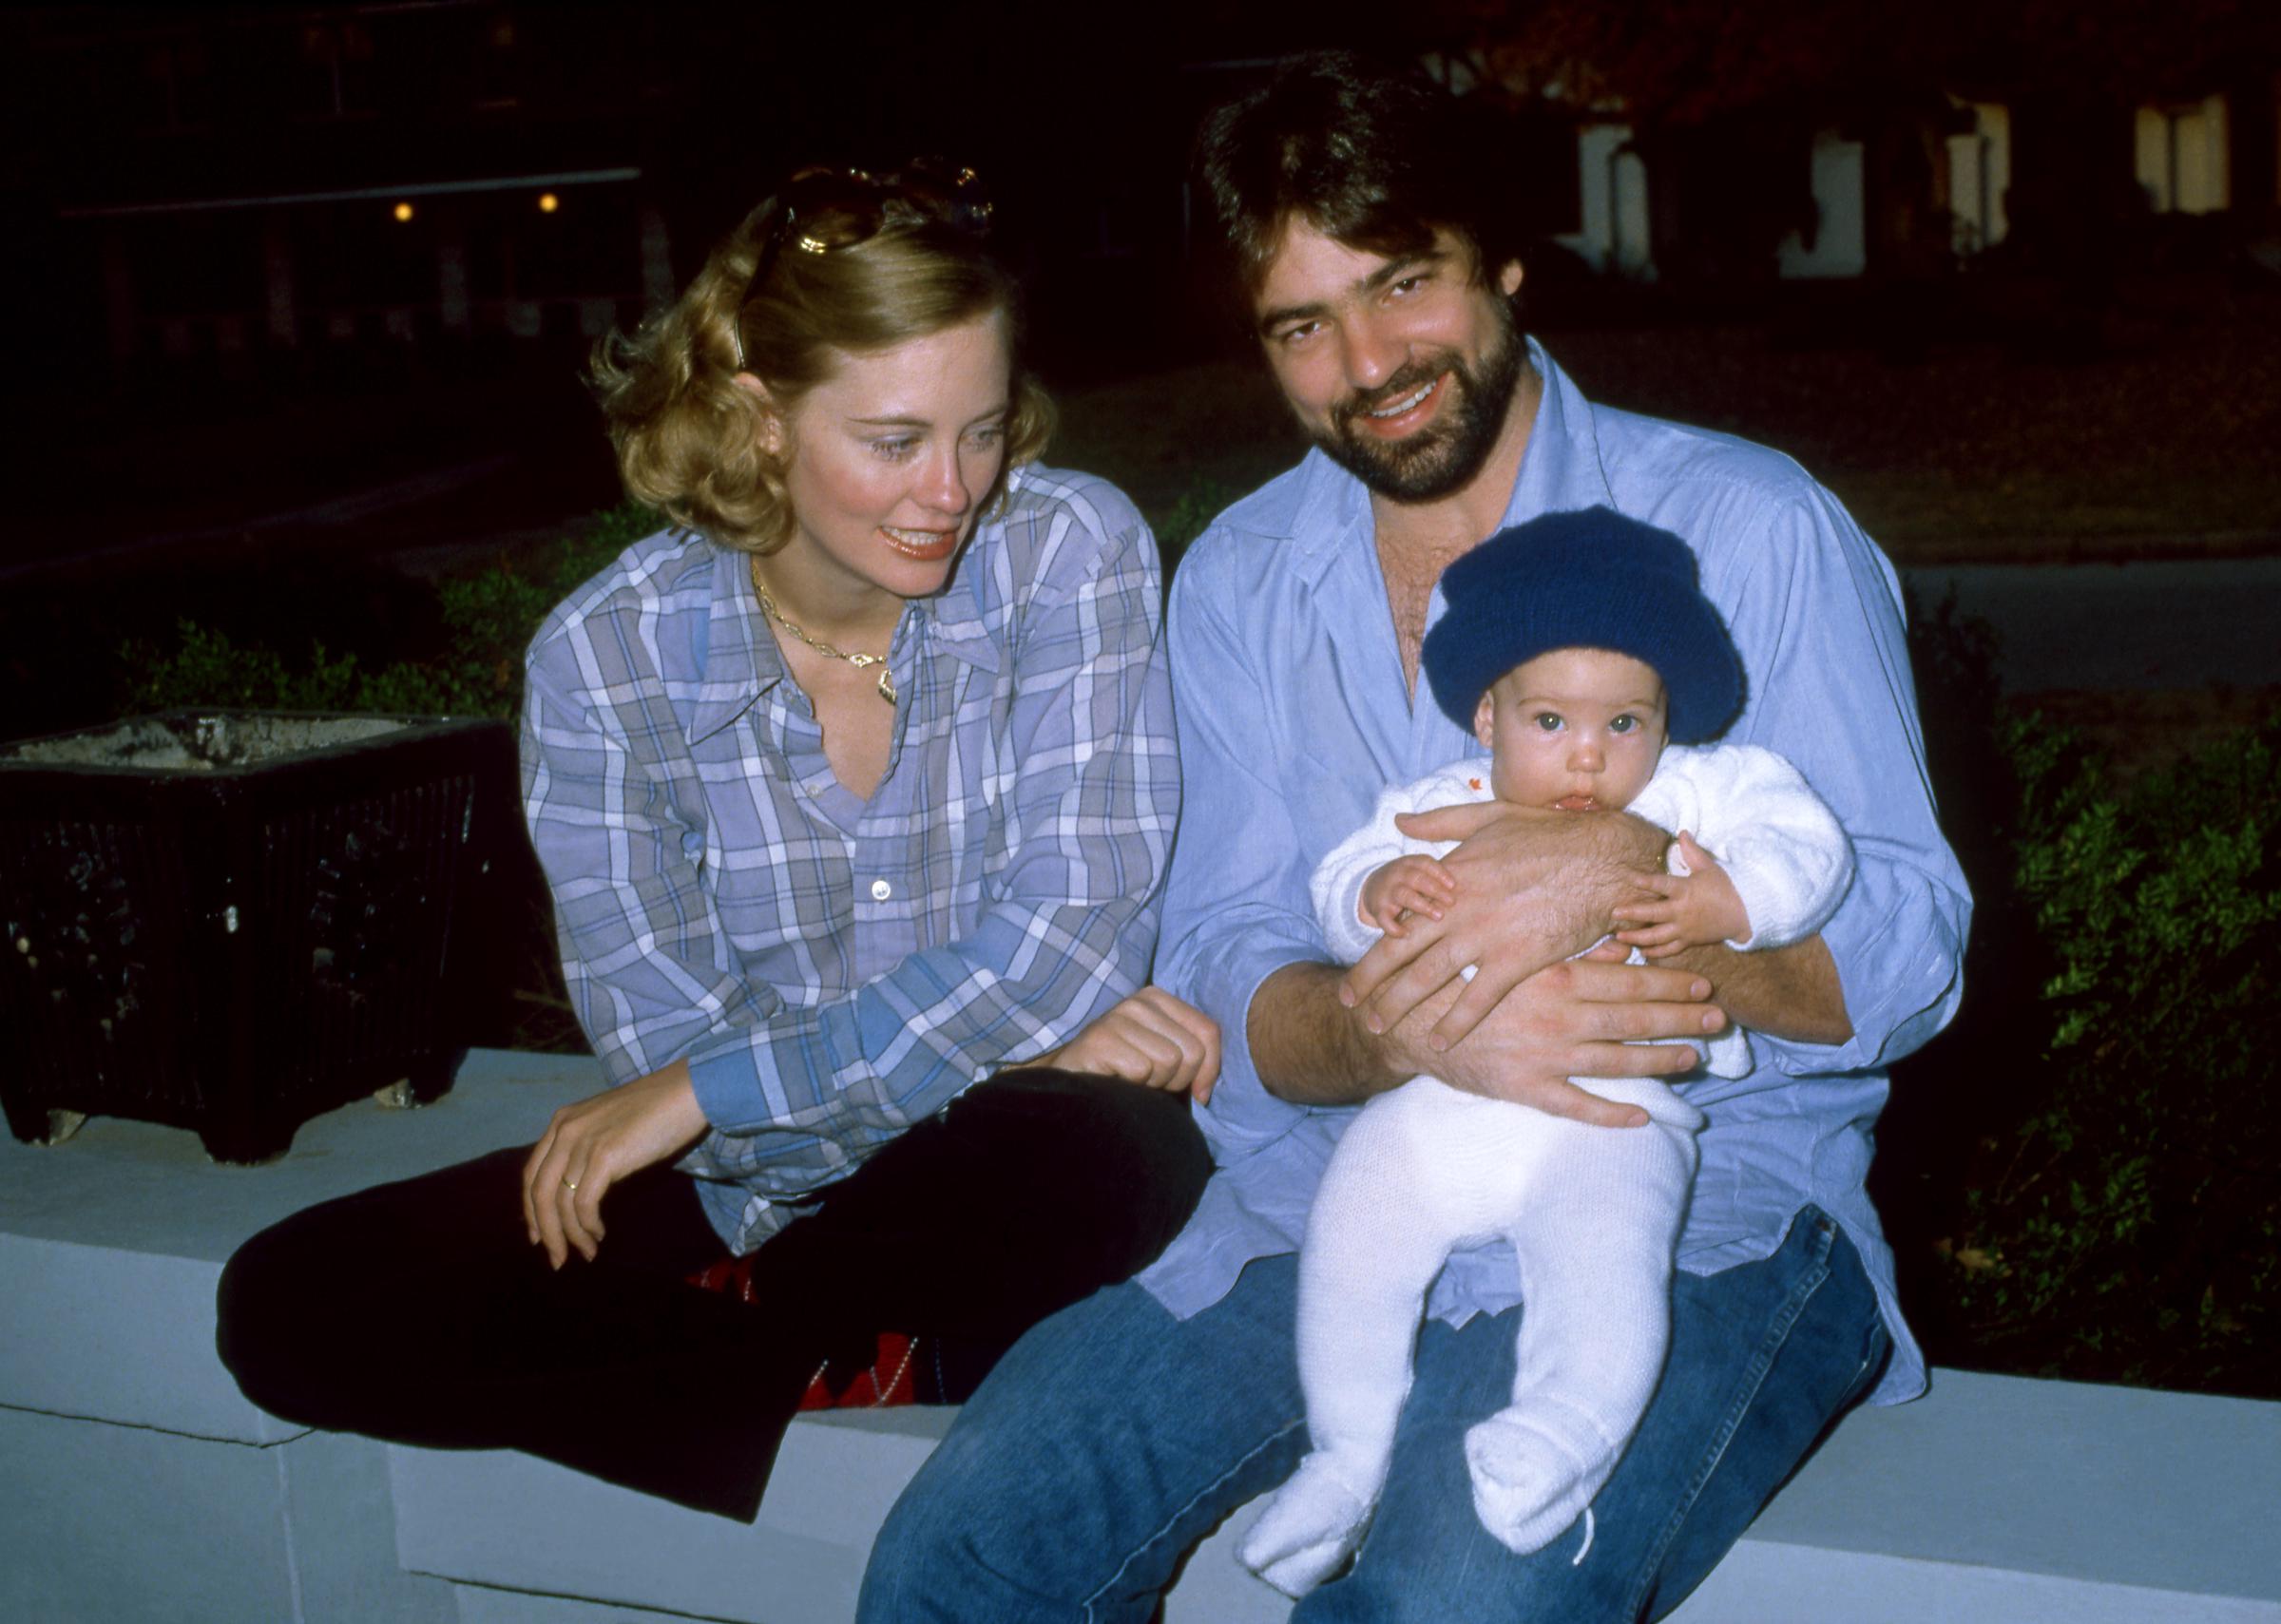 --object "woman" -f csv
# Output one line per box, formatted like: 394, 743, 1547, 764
217, 162, 1217, 1521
